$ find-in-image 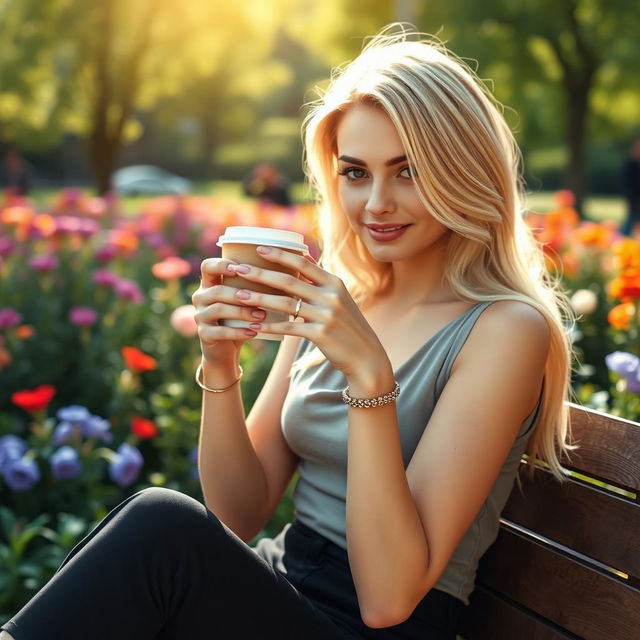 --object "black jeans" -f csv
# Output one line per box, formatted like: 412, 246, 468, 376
1, 487, 465, 639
